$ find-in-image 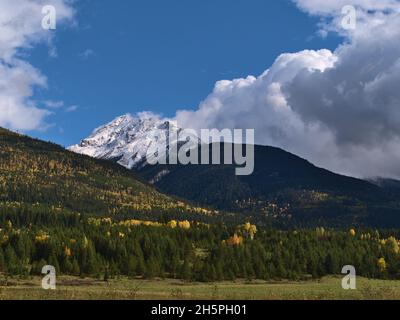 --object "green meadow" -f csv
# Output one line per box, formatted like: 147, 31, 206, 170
0, 276, 399, 300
